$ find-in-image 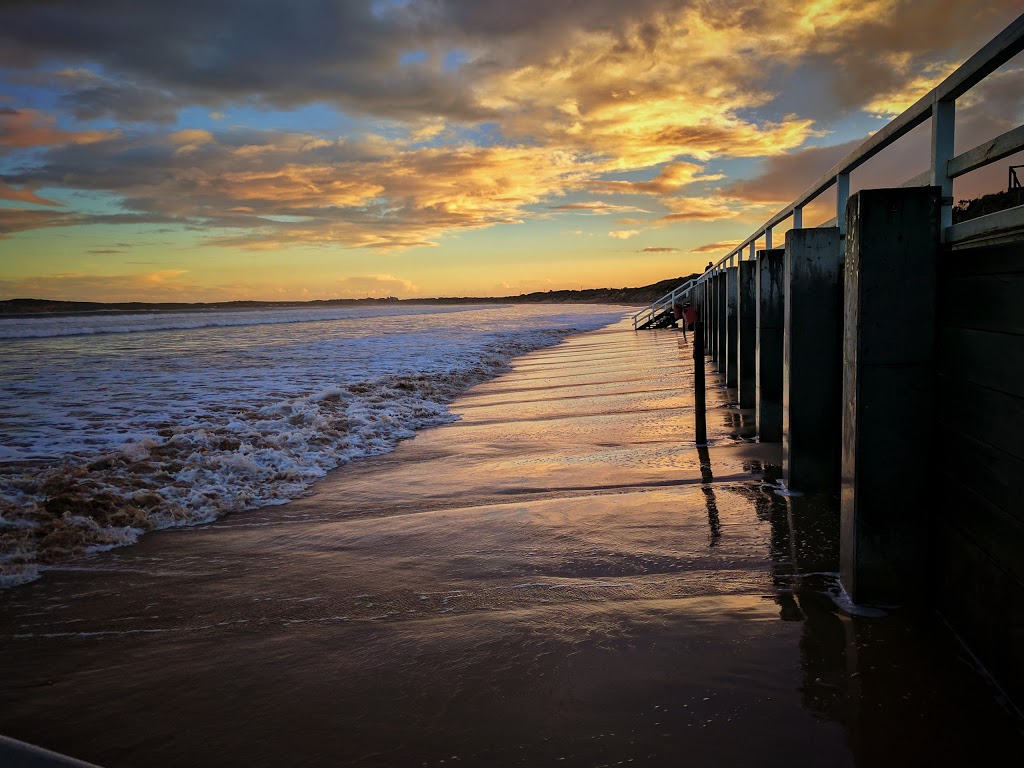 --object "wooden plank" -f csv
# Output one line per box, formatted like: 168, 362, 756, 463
938, 241, 1024, 277
947, 204, 1024, 246
935, 374, 1024, 463
937, 431, 1024, 524
940, 484, 1024, 585
949, 124, 1024, 179
936, 327, 1024, 398
937, 272, 1024, 334
933, 523, 1024, 701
